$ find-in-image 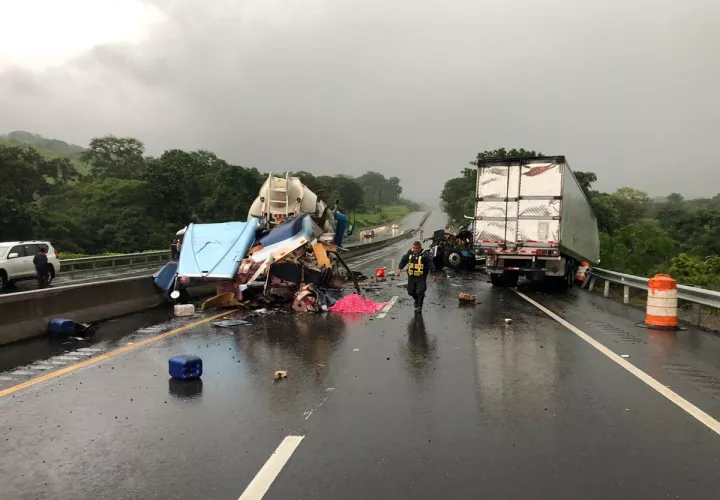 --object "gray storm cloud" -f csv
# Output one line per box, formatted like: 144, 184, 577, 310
1, 0, 719, 202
